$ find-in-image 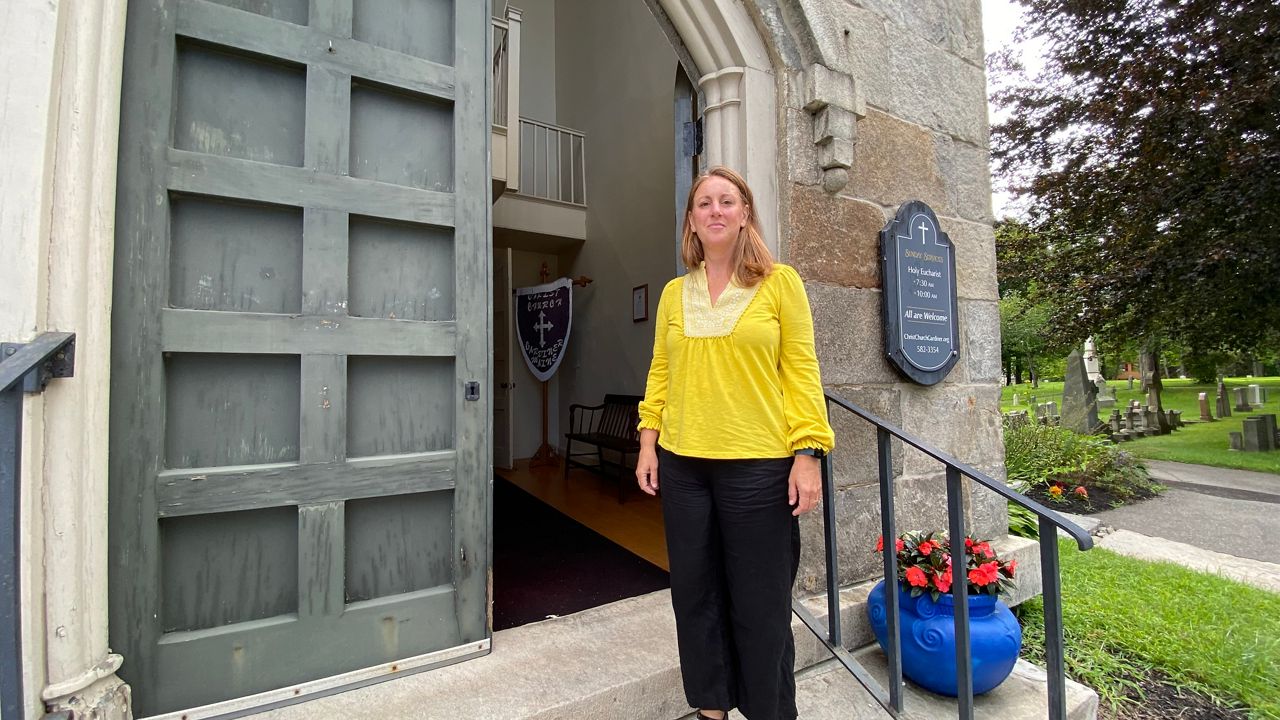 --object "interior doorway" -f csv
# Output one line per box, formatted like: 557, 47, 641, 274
489, 0, 691, 629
